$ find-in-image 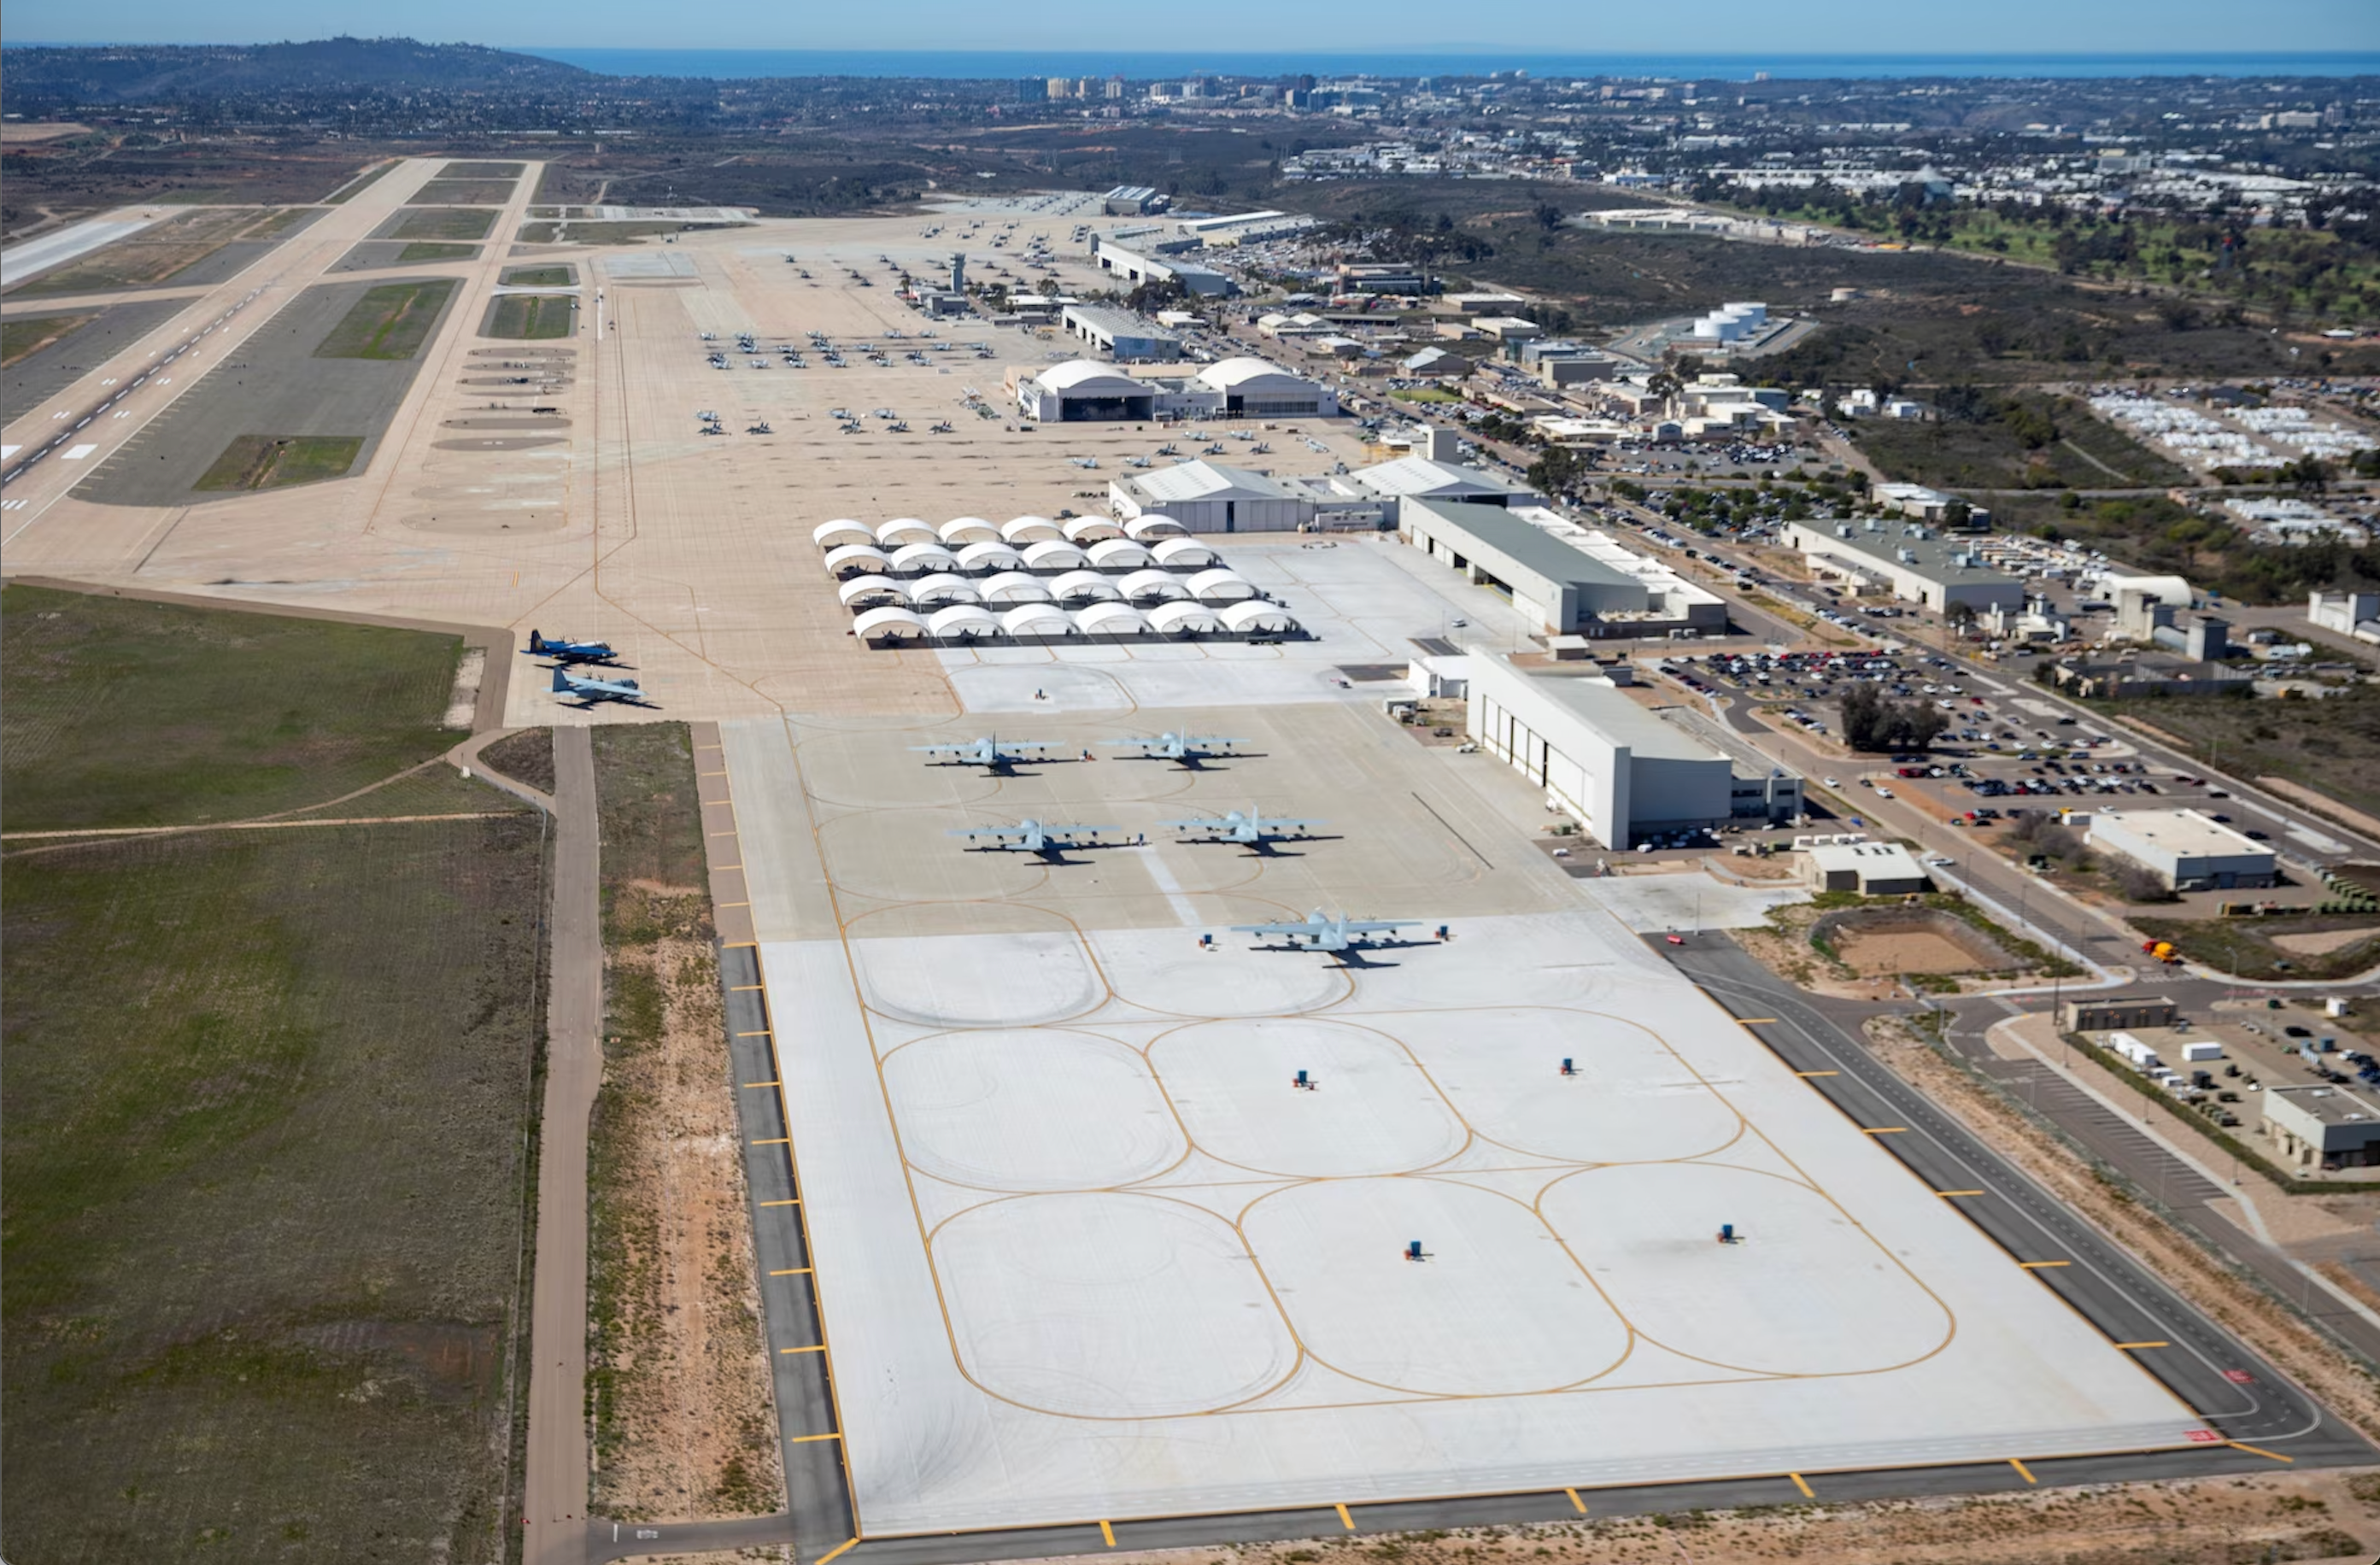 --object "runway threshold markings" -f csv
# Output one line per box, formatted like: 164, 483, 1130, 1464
2009, 1458, 2037, 1485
